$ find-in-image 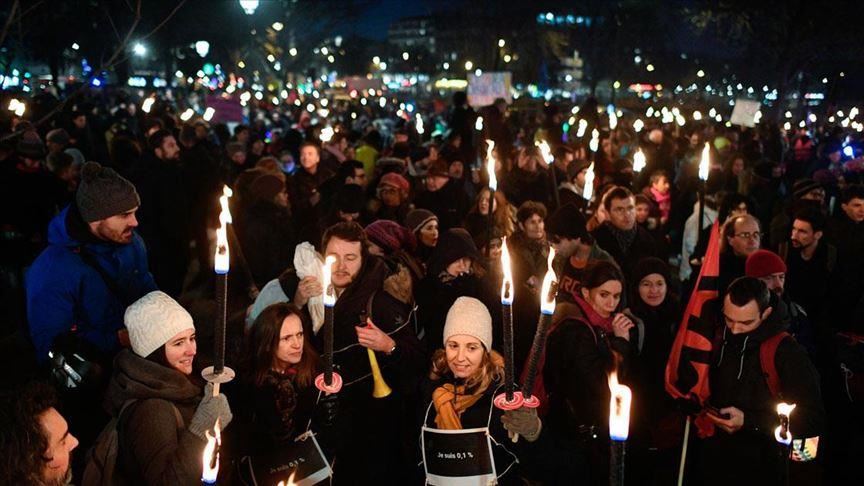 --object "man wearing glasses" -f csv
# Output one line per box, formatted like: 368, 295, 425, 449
718, 213, 763, 297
